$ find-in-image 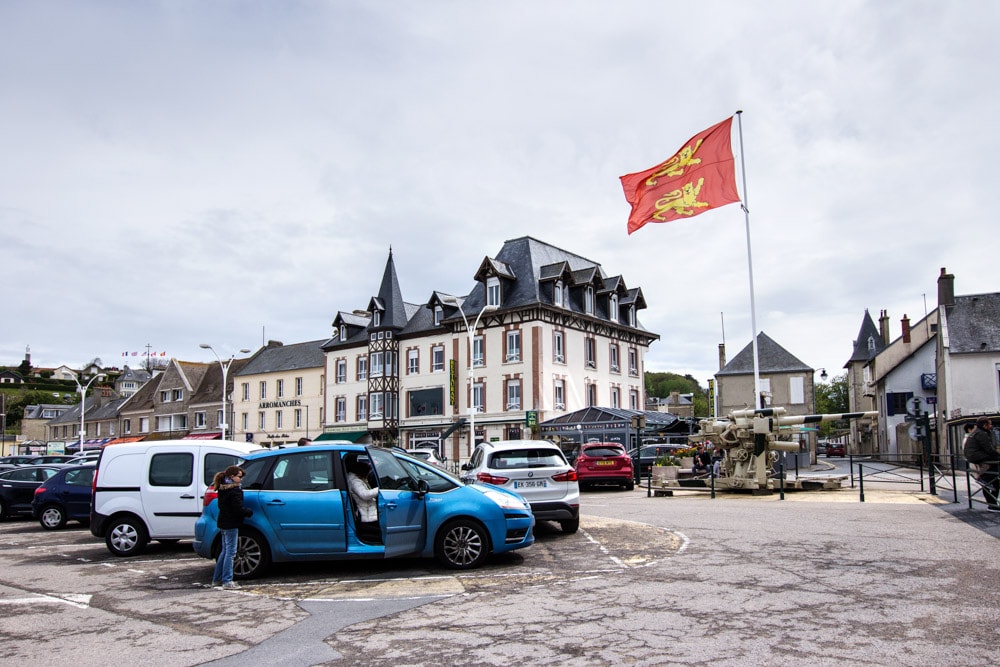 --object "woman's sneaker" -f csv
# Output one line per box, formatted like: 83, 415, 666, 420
221, 581, 241, 590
